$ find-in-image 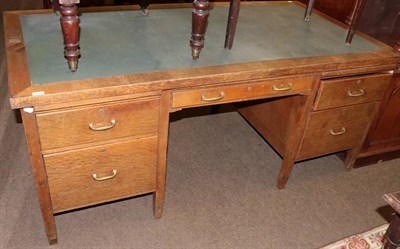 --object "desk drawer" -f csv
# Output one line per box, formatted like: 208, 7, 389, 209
44, 136, 158, 212
297, 103, 376, 160
37, 98, 159, 151
314, 73, 391, 110
171, 76, 314, 109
